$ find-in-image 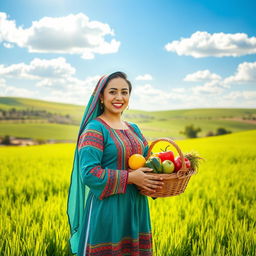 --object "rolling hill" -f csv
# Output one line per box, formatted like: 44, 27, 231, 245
0, 96, 256, 141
